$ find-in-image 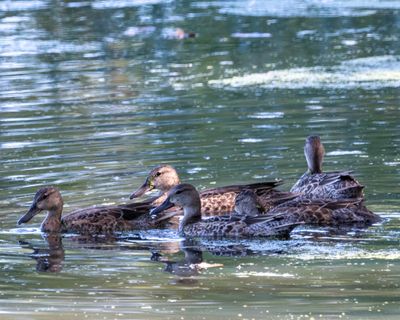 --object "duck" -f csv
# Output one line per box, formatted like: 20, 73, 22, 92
149, 183, 299, 238
268, 195, 381, 226
17, 187, 177, 234
130, 164, 295, 216
234, 189, 381, 226
290, 135, 364, 199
